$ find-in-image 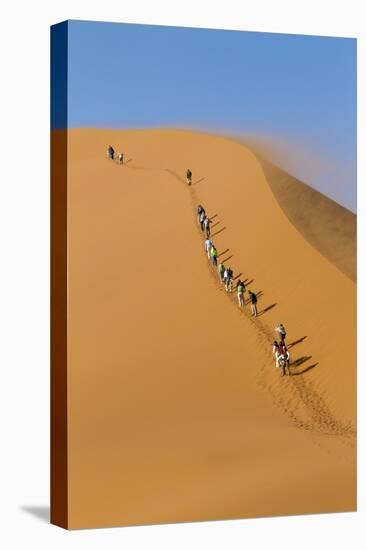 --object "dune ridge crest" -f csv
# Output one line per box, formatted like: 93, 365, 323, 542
253, 156, 356, 282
